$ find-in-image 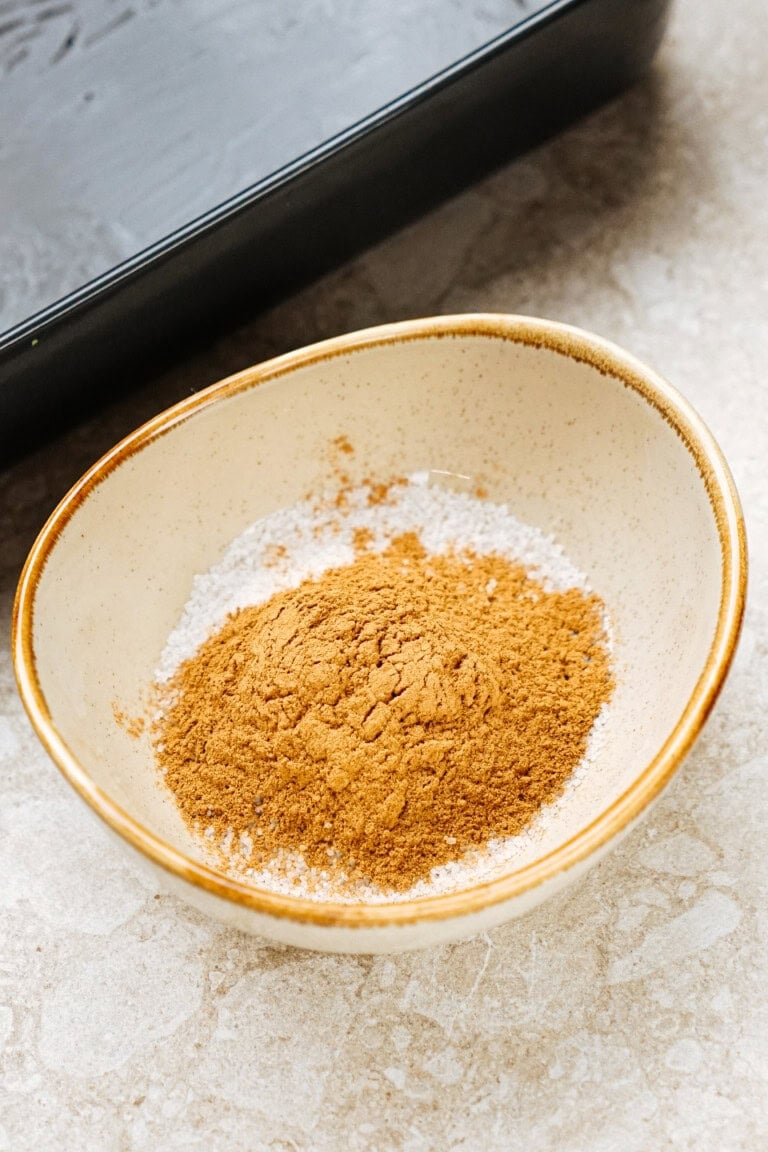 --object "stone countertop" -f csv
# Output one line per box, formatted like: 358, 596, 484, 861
1, 2, 767, 1147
